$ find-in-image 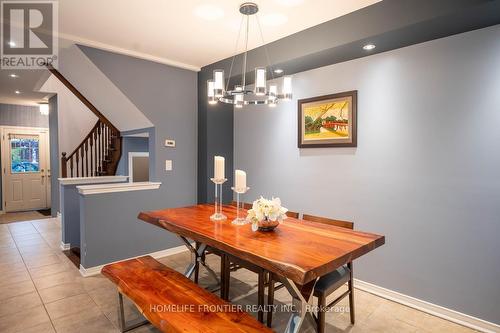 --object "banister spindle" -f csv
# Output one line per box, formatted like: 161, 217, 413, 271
75, 149, 79, 177
89, 135, 94, 177
70, 157, 74, 177
84, 142, 88, 177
